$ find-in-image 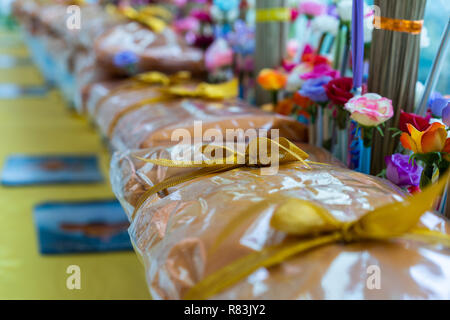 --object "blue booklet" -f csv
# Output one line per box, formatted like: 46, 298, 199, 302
34, 200, 132, 254
1, 154, 103, 186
